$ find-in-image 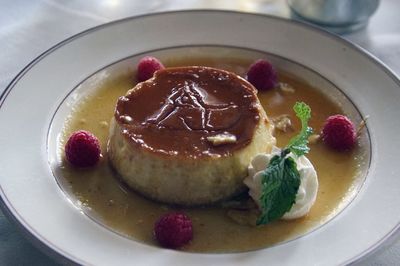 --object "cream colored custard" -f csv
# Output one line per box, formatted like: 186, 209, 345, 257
108, 66, 275, 205
59, 55, 365, 252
